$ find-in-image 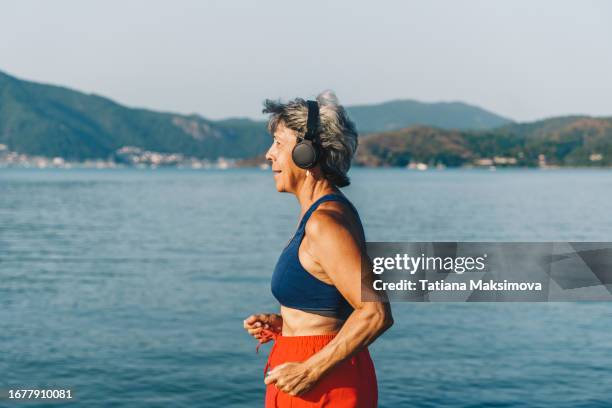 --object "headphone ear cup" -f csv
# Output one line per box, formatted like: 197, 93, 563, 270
292, 140, 318, 169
